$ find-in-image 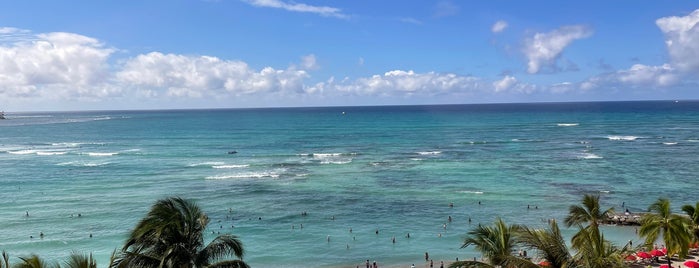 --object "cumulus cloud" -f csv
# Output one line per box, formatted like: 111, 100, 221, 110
491, 20, 508, 33
243, 0, 348, 19
656, 9, 699, 74
0, 30, 114, 98
307, 70, 485, 97
116, 52, 310, 97
580, 64, 678, 91
493, 75, 516, 92
523, 25, 592, 74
